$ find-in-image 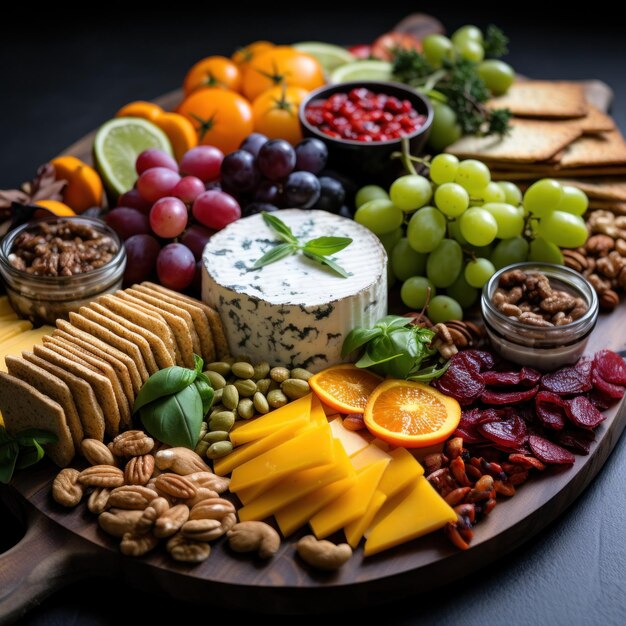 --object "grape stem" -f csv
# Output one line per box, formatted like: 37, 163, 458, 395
462, 248, 477, 262
390, 138, 430, 176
